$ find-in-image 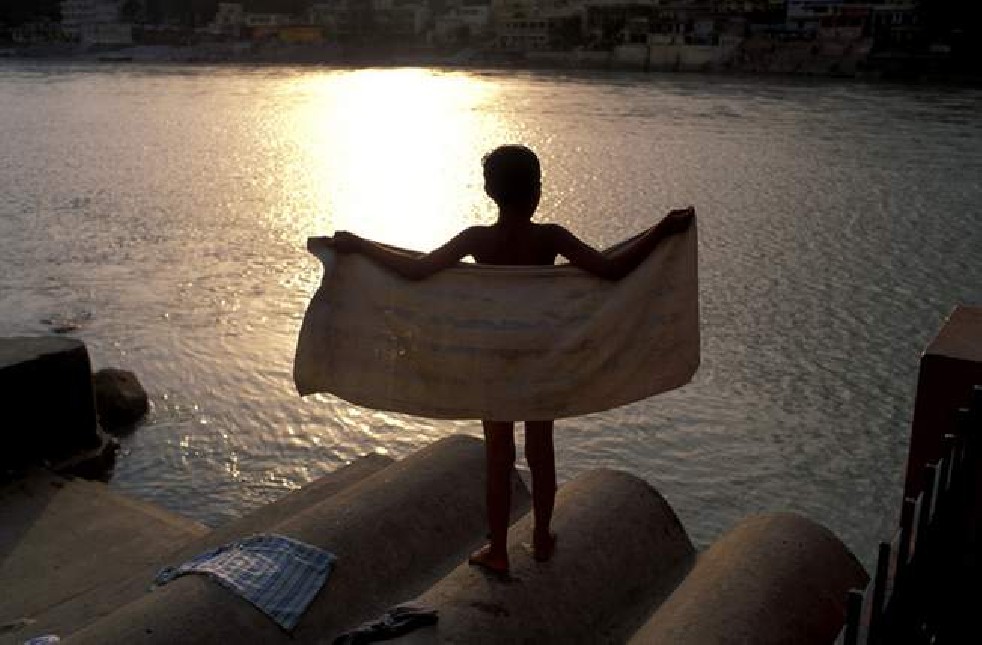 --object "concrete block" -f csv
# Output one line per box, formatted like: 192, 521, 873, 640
395, 469, 695, 644
905, 305, 982, 498
68, 435, 530, 644
629, 513, 868, 645
0, 337, 101, 470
